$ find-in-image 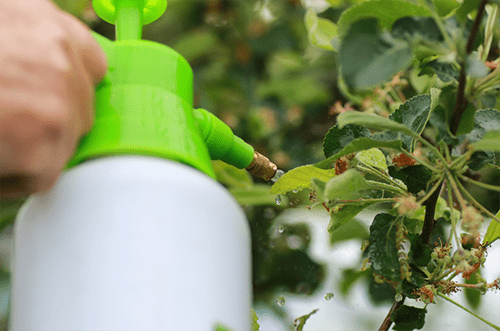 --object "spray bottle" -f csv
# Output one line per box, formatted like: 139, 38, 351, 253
10, 0, 280, 329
